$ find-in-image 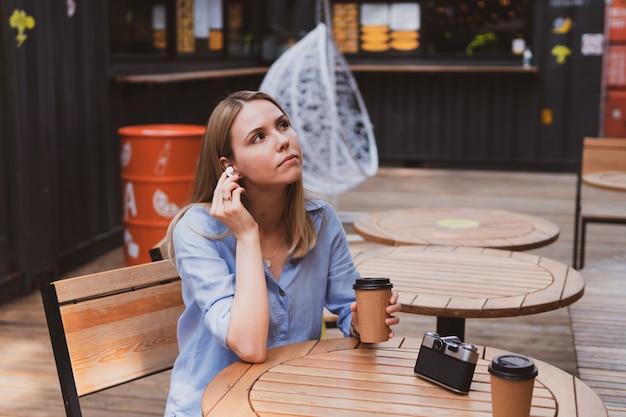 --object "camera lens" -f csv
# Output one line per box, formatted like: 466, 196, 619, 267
433, 339, 444, 351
